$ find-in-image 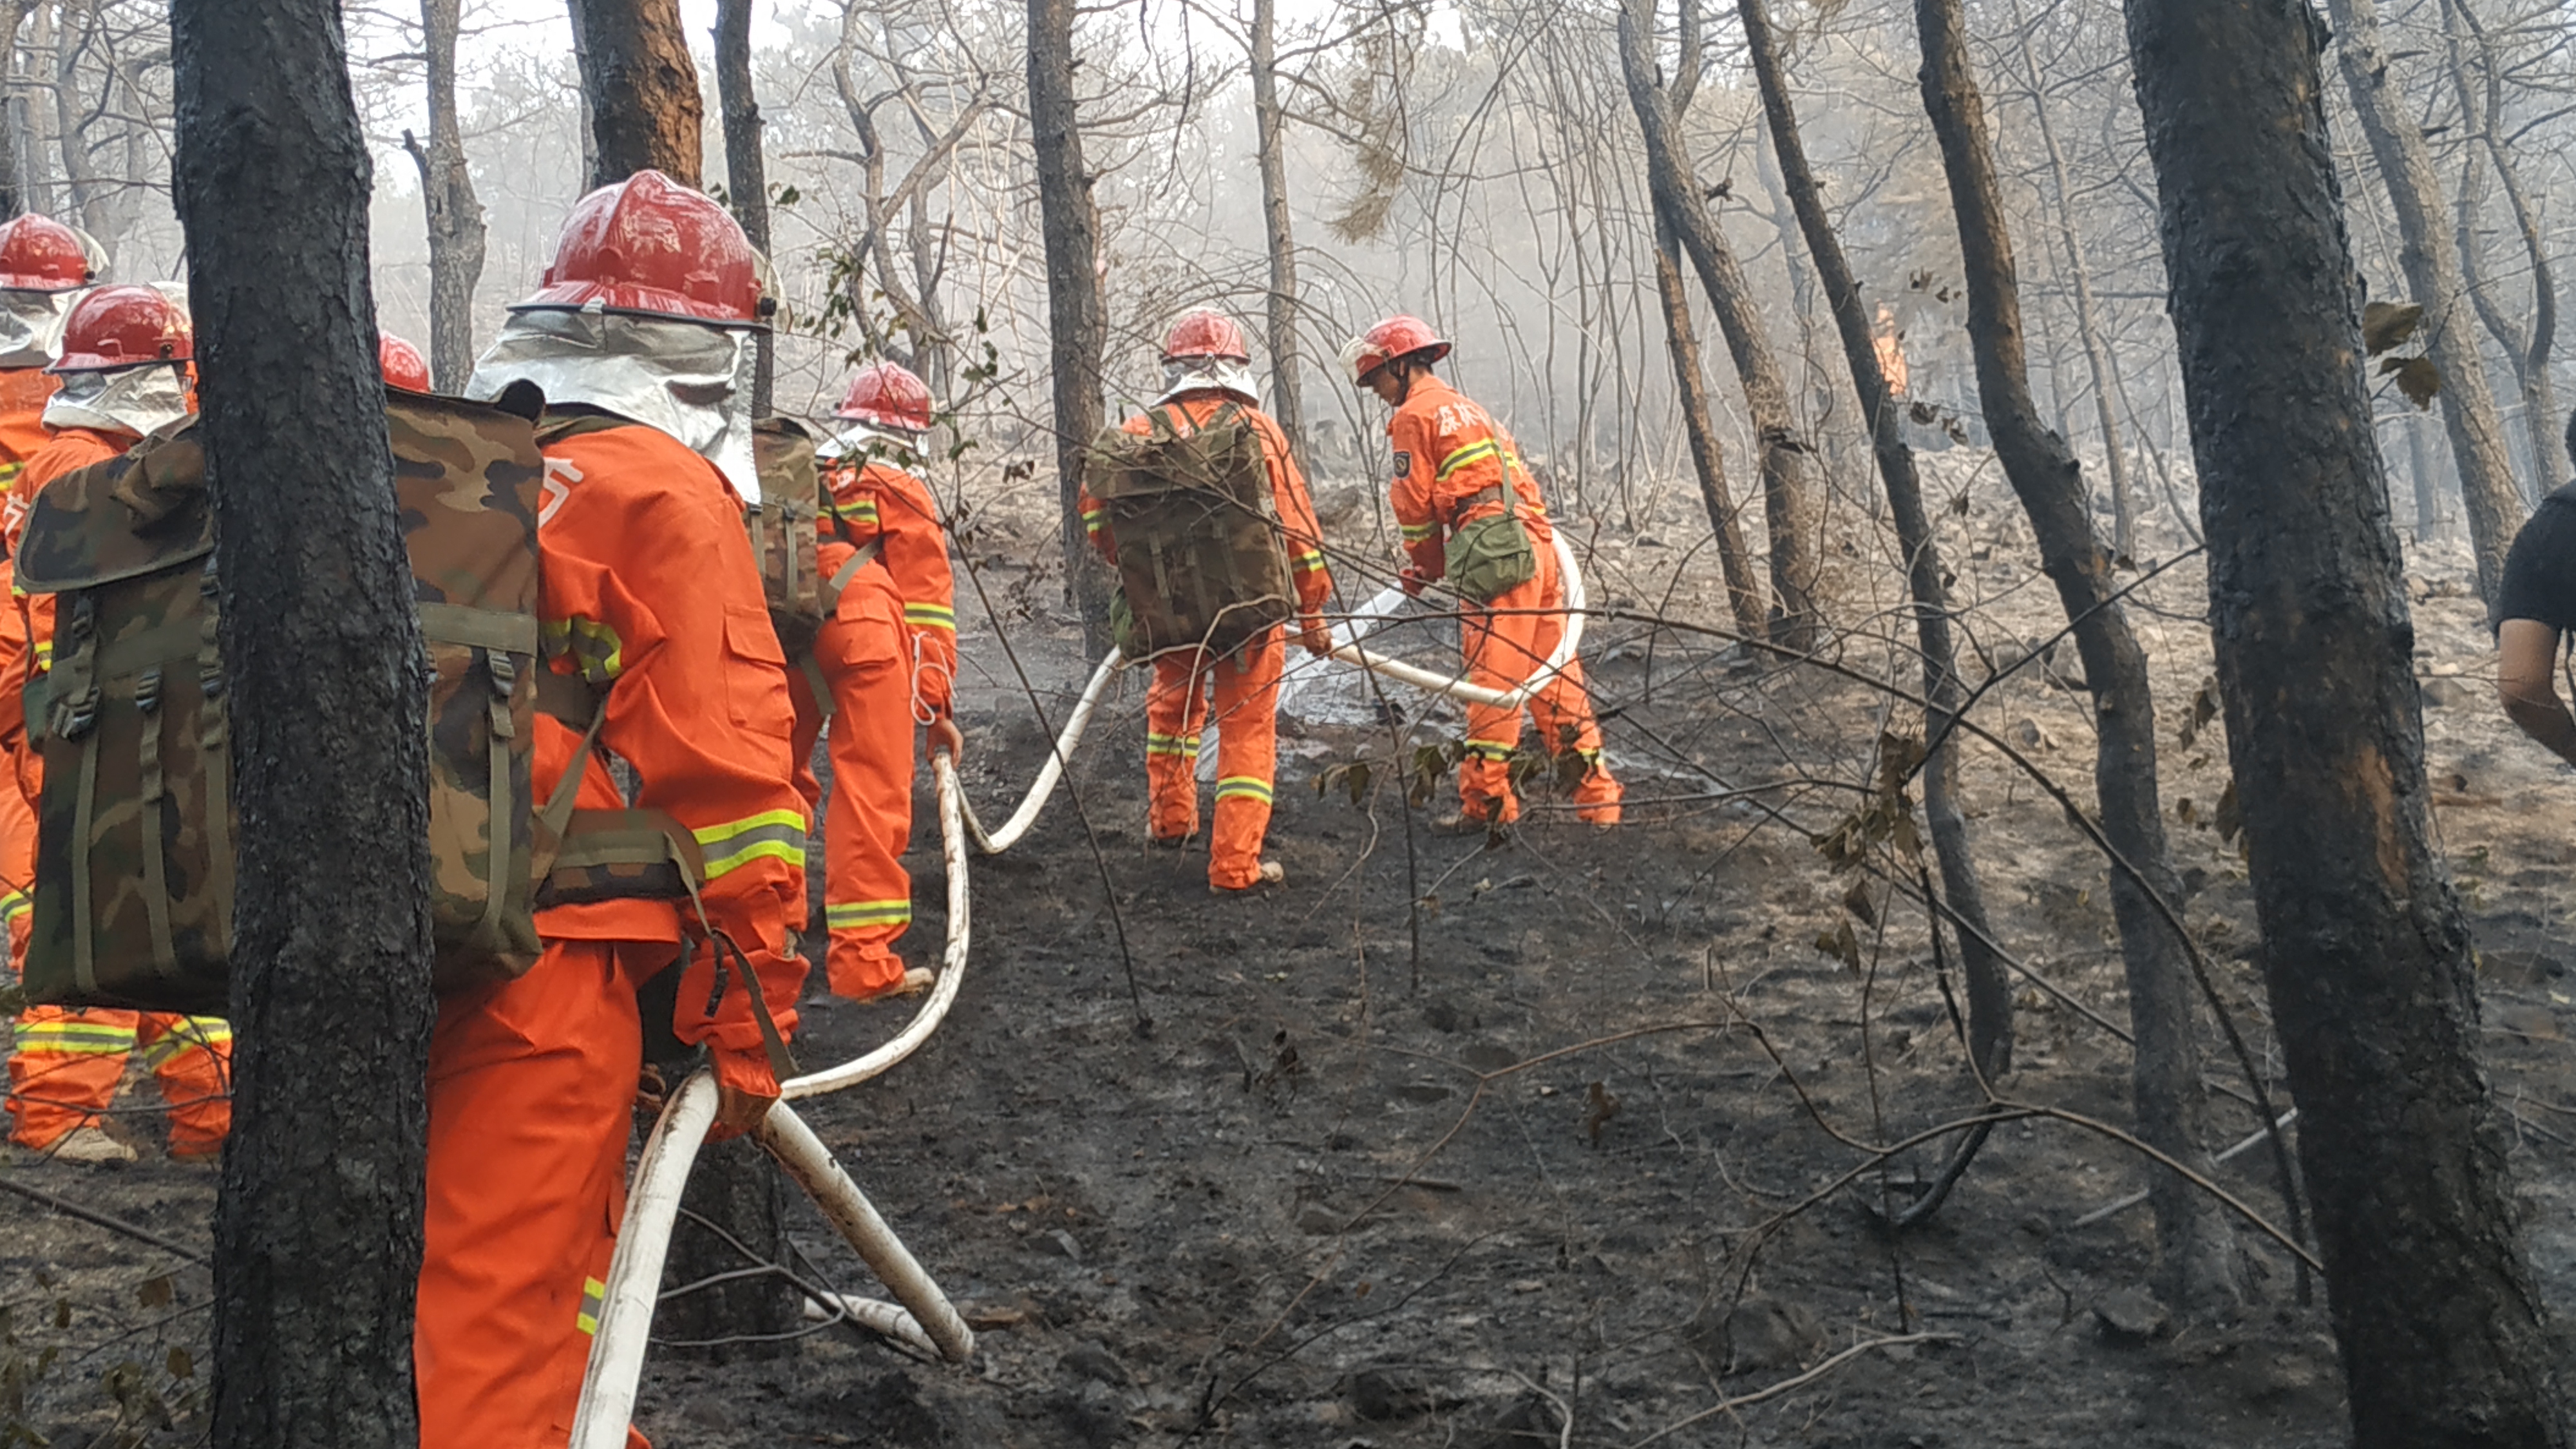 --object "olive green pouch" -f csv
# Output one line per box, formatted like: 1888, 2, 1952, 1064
1444, 509, 1538, 605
